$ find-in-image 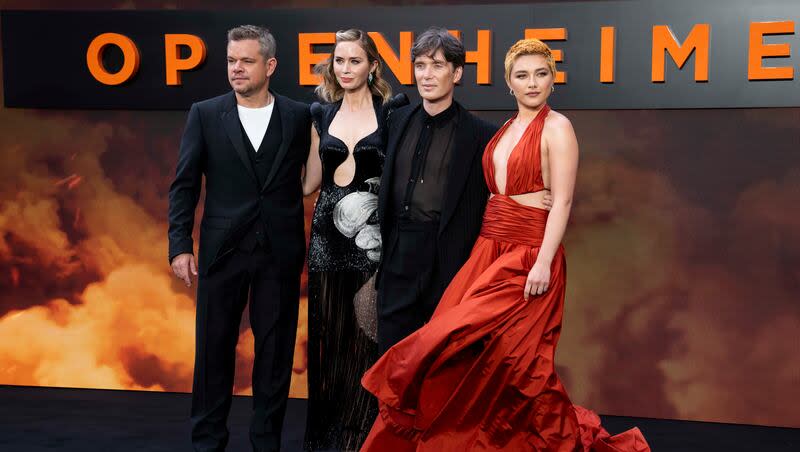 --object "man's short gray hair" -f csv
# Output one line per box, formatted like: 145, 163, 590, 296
411, 27, 465, 69
227, 25, 276, 59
